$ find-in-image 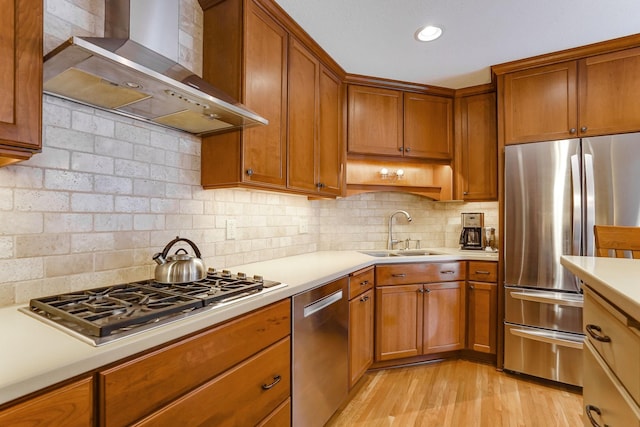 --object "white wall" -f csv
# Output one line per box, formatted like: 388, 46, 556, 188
0, 0, 497, 307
